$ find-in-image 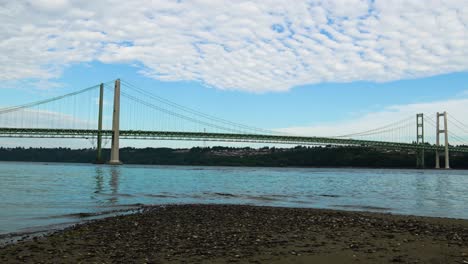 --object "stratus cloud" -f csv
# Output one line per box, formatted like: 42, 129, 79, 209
0, 0, 467, 92
276, 92, 468, 144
